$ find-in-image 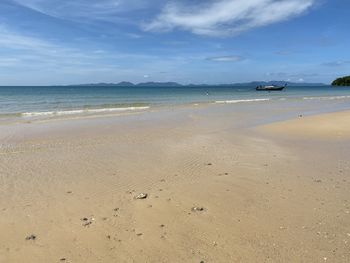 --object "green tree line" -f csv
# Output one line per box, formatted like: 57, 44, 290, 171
332, 76, 350, 86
